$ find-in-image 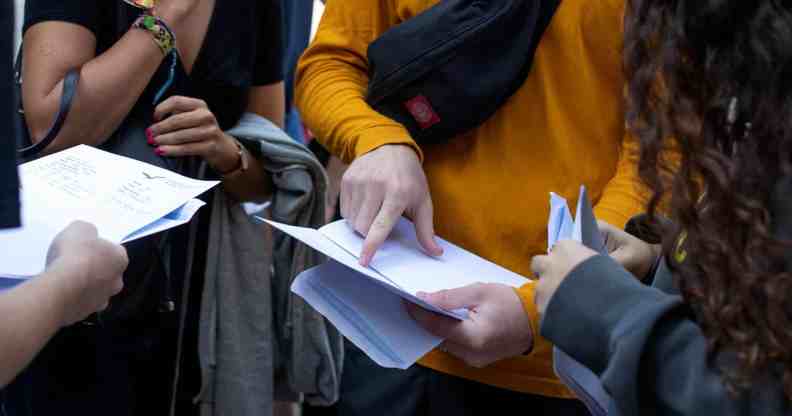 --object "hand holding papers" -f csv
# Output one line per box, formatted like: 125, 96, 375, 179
262, 217, 528, 369
0, 145, 218, 281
